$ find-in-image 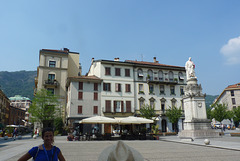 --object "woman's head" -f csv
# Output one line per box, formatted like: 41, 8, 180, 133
42, 127, 54, 145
